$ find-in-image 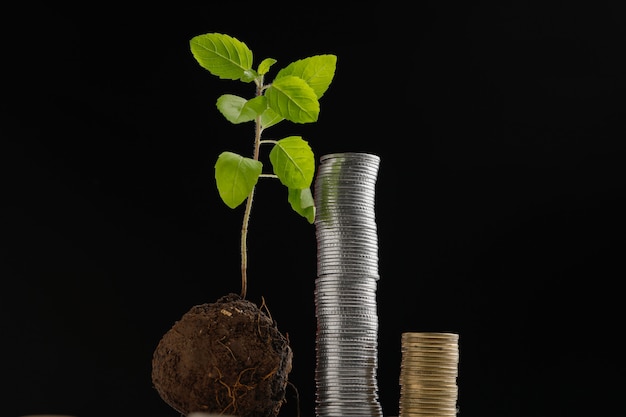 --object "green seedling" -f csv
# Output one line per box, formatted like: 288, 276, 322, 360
190, 32, 337, 298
